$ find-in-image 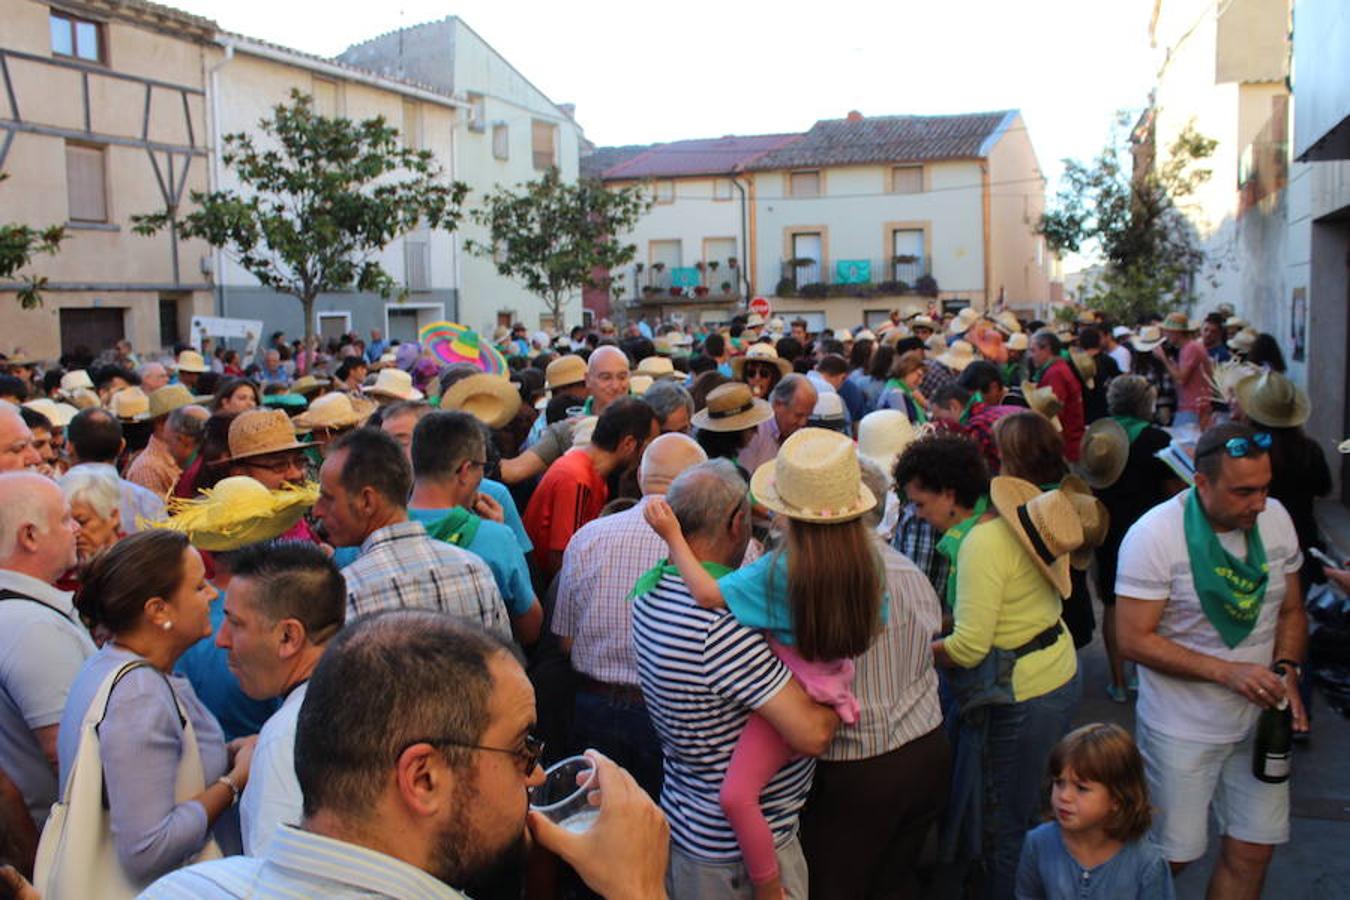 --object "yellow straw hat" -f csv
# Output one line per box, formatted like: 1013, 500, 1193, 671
988, 476, 1085, 597
1022, 382, 1063, 431
1074, 418, 1129, 489
148, 384, 198, 420
22, 398, 79, 428
292, 391, 376, 432
635, 356, 680, 380
730, 343, 792, 380
439, 373, 522, 429
750, 427, 876, 523
545, 355, 587, 391
109, 387, 151, 422
1060, 474, 1110, 571
691, 382, 772, 433
175, 349, 209, 373
227, 409, 308, 461
156, 476, 318, 551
